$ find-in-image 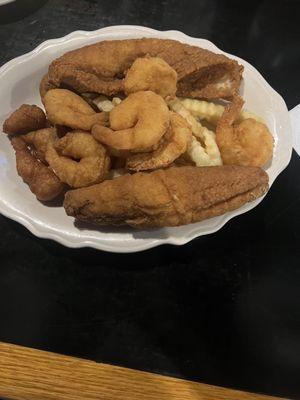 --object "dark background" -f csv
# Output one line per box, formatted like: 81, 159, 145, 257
1, 0, 300, 398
